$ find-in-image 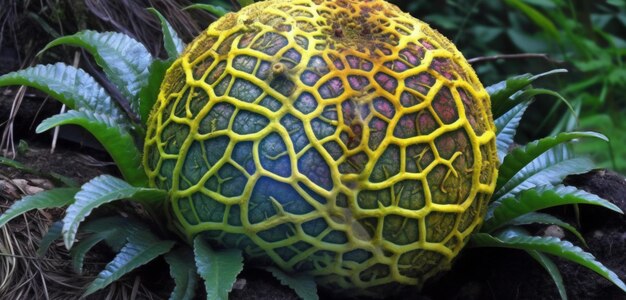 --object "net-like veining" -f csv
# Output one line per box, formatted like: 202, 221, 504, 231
144, 0, 498, 295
